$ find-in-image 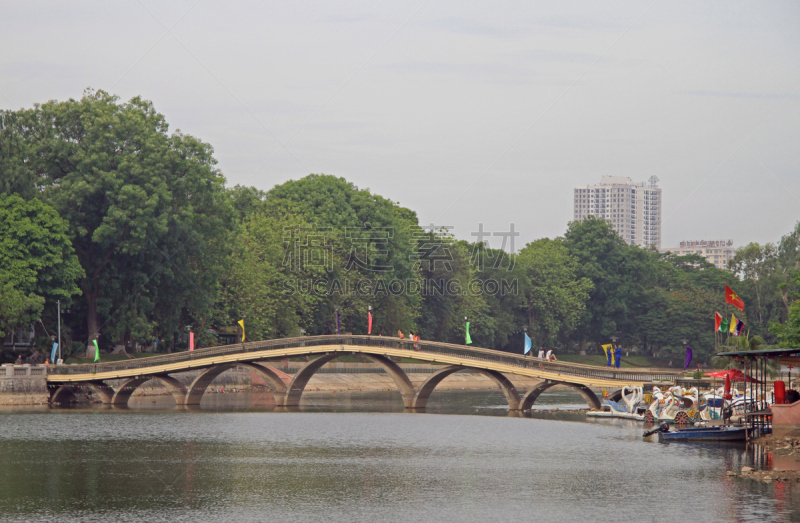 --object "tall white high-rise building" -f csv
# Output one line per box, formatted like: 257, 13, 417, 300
573, 176, 662, 249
